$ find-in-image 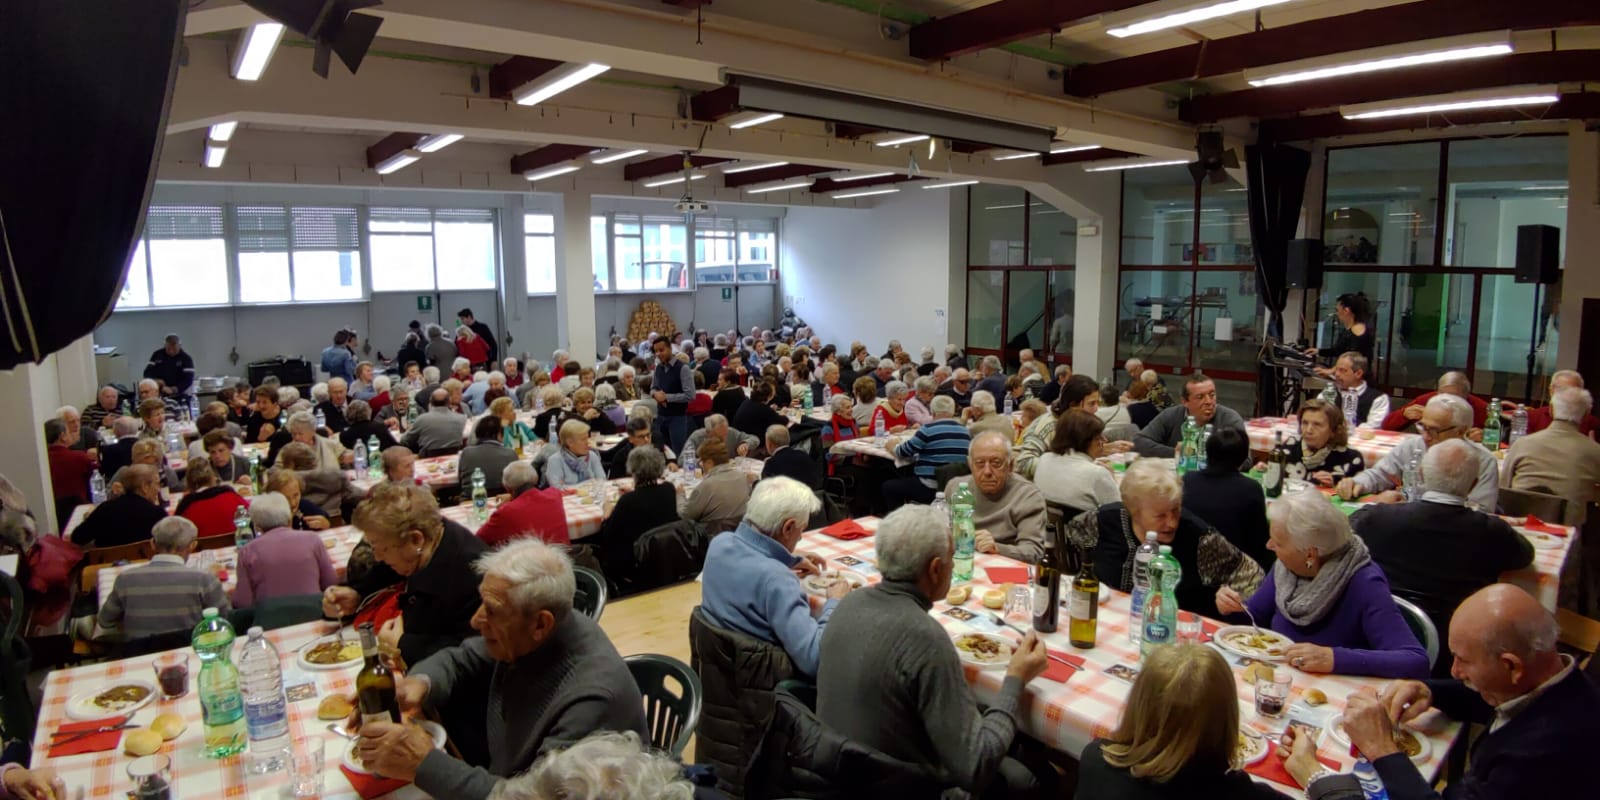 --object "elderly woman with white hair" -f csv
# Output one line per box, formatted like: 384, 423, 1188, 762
1064, 459, 1263, 619
353, 538, 647, 798
545, 419, 606, 489
614, 363, 640, 401
489, 732, 694, 800
1216, 488, 1429, 678
819, 392, 860, 479
231, 491, 338, 609
1337, 392, 1499, 509
270, 410, 348, 471
905, 375, 938, 425
963, 390, 1014, 442
593, 382, 626, 429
